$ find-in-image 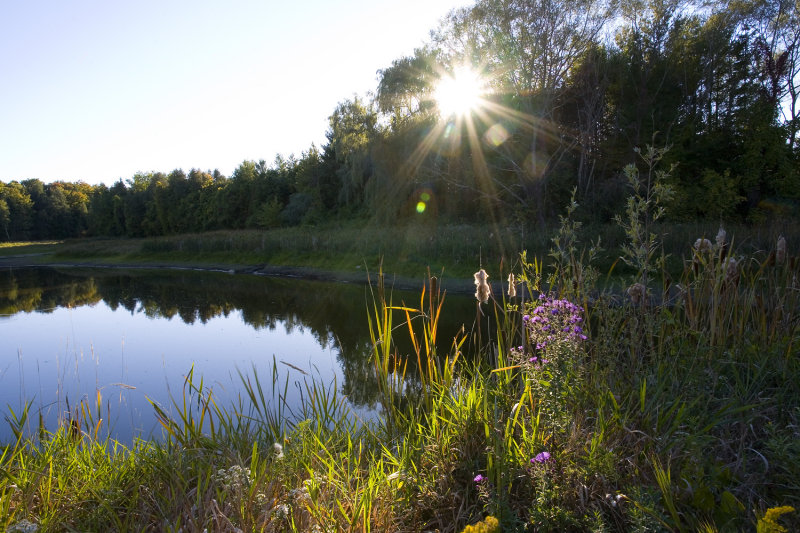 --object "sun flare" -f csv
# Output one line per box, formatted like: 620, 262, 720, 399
433, 66, 485, 118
